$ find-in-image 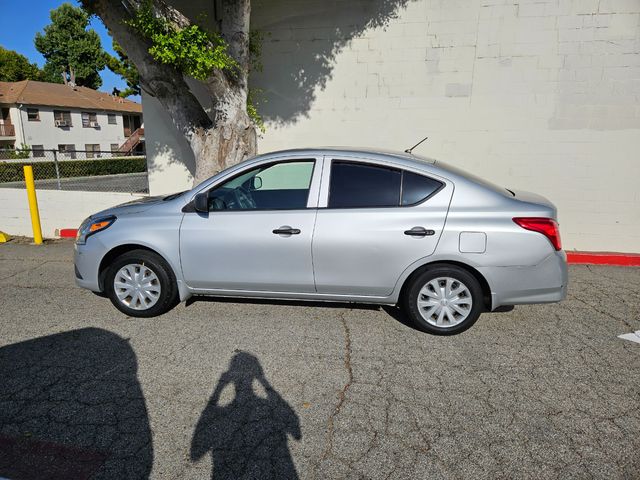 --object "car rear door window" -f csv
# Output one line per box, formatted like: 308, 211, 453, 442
401, 171, 443, 206
329, 162, 401, 208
